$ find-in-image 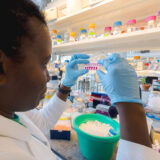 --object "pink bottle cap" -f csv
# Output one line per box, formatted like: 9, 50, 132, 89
145, 16, 156, 22
127, 19, 136, 25
158, 11, 160, 16
104, 27, 112, 31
